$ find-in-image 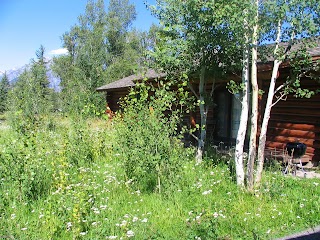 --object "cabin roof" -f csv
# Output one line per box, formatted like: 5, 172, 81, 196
96, 69, 166, 92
